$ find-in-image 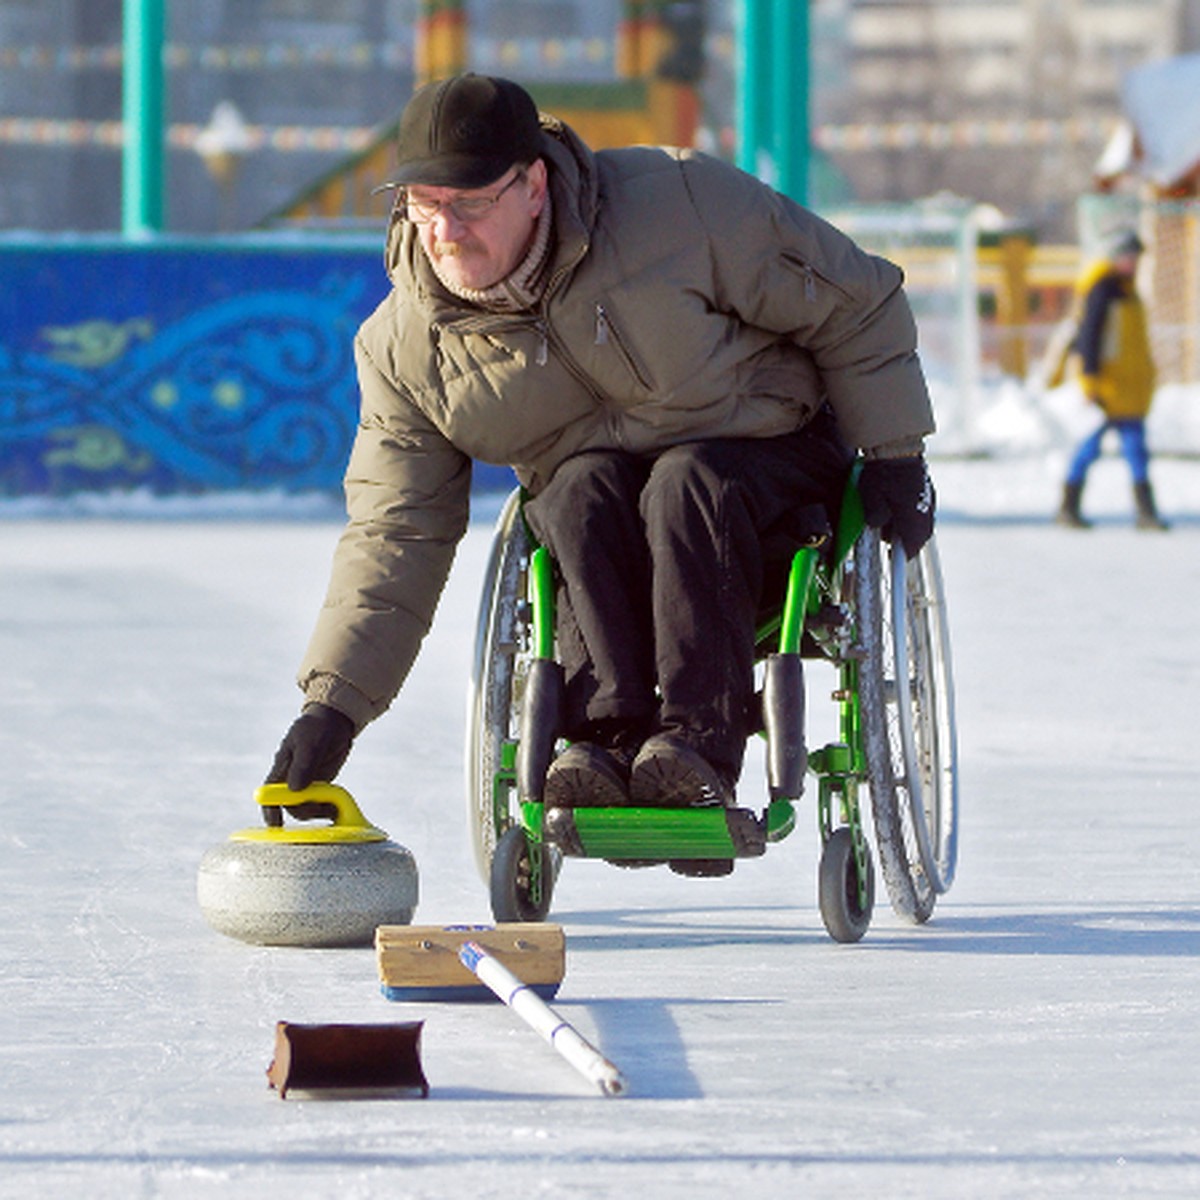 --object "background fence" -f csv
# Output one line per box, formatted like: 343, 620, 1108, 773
3, 193, 1198, 499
